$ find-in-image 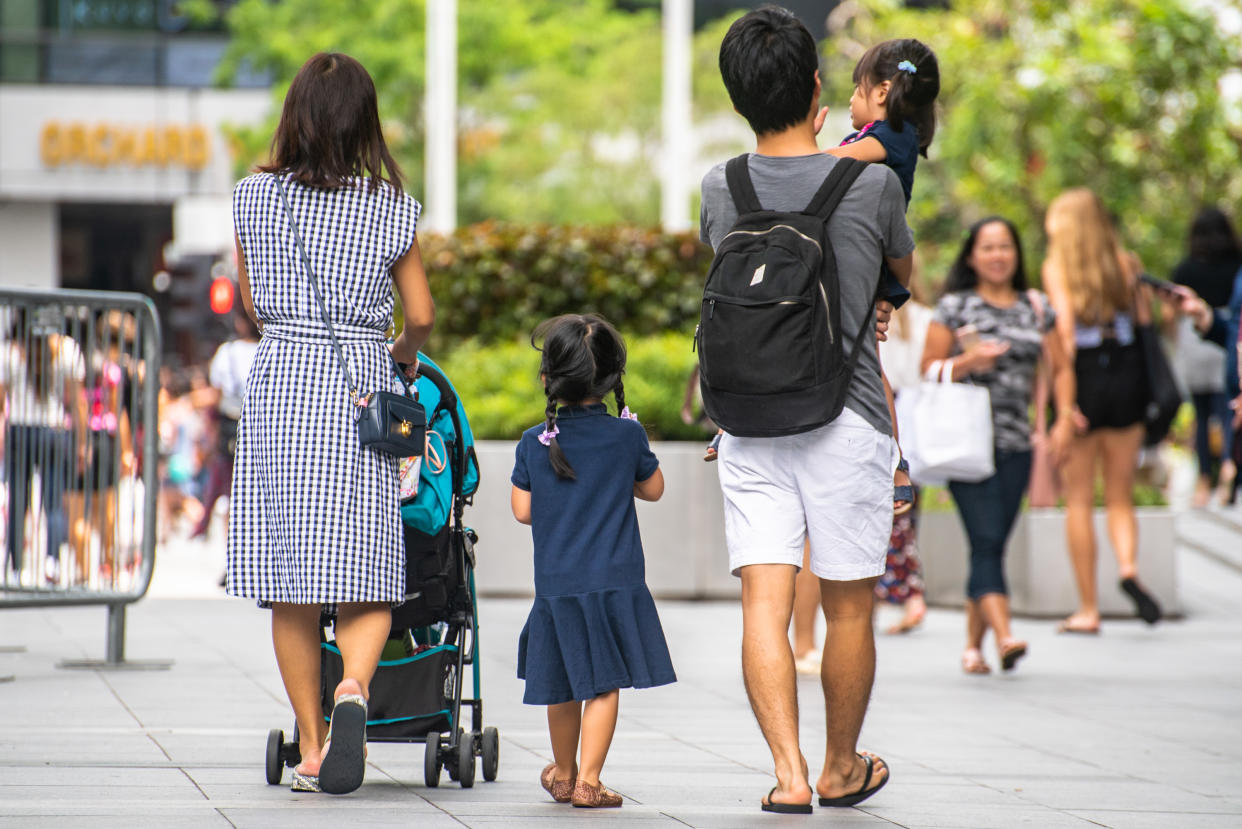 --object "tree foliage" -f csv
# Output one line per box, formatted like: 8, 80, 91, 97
819, 0, 1242, 281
